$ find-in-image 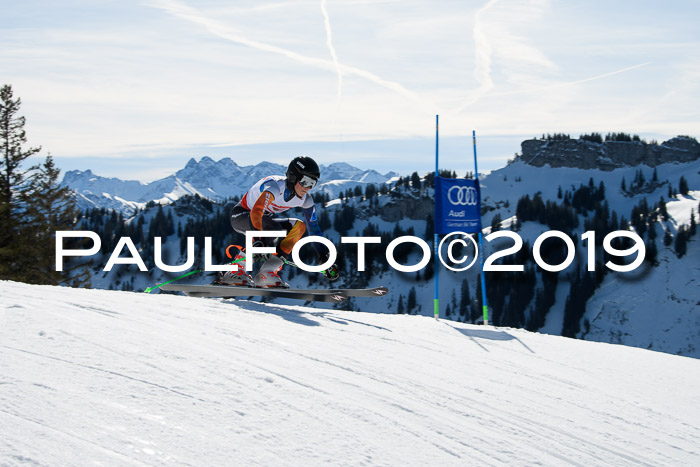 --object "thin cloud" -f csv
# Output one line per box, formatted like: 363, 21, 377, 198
487, 62, 653, 98
455, 0, 500, 113
147, 0, 428, 107
455, 0, 558, 114
451, 0, 652, 115
321, 0, 342, 107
